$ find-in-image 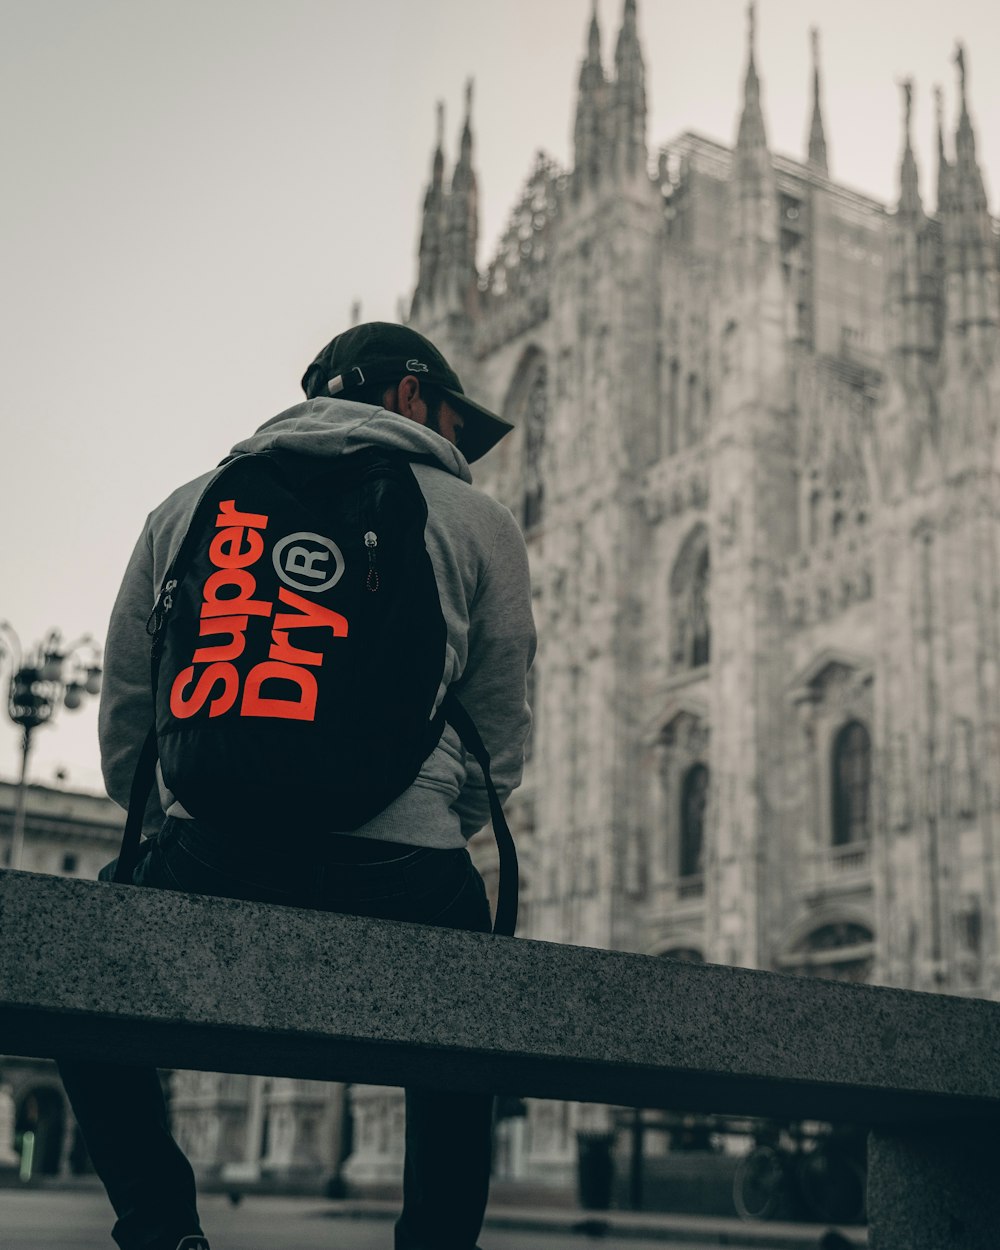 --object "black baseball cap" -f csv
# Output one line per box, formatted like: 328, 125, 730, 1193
301, 321, 514, 464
